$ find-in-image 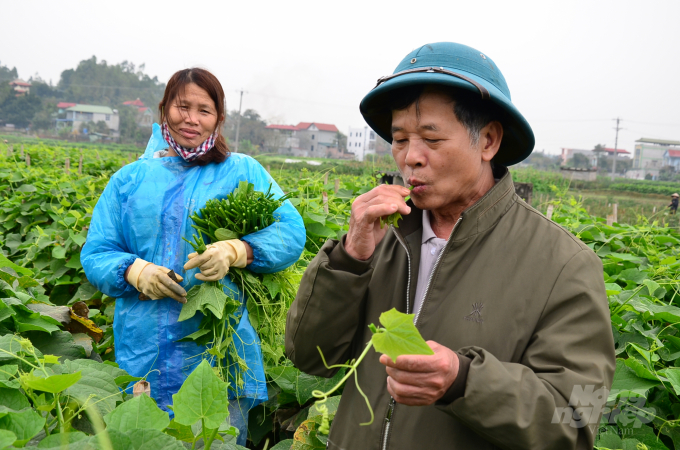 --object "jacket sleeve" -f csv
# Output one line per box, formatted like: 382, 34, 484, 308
286, 238, 373, 376
80, 174, 138, 299
241, 158, 305, 274
437, 249, 616, 450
